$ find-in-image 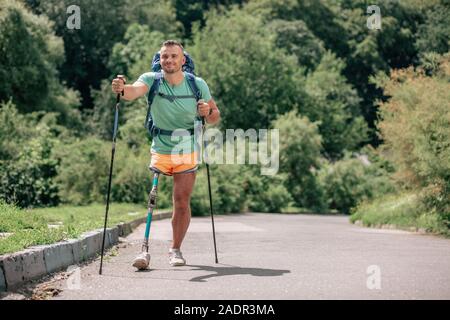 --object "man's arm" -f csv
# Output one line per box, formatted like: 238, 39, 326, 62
112, 76, 148, 101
